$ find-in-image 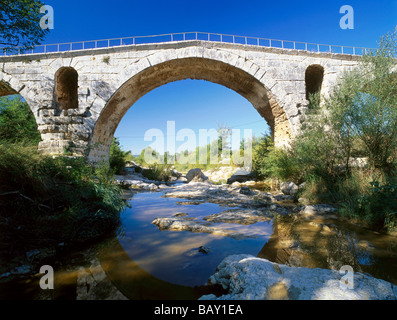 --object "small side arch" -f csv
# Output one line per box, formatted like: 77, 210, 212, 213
54, 67, 78, 110
305, 64, 324, 100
